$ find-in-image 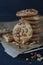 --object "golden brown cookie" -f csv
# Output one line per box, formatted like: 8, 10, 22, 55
33, 28, 41, 33
28, 21, 40, 25
32, 24, 40, 29
21, 15, 40, 21
12, 22, 32, 44
16, 9, 38, 17
19, 19, 40, 25
33, 34, 40, 38
31, 37, 40, 41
